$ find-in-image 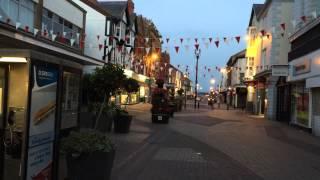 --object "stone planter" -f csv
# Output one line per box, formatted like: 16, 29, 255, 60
114, 114, 132, 133
66, 150, 115, 180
